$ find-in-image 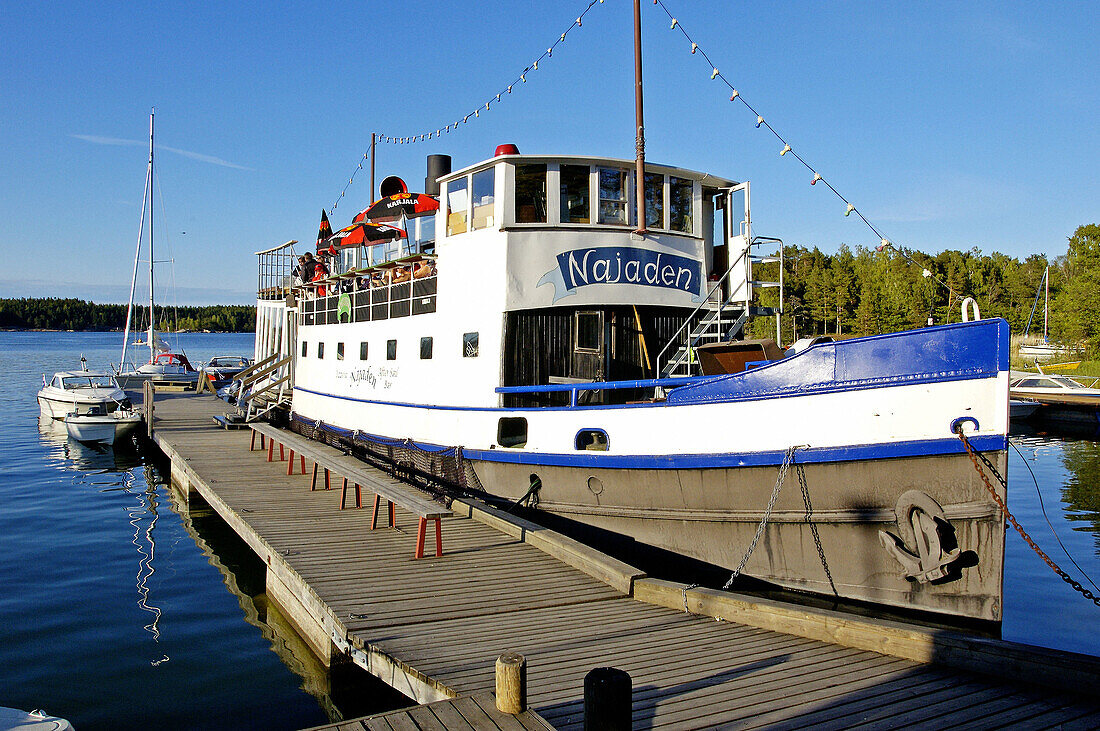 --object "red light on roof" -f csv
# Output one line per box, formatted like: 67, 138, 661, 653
494, 144, 520, 156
